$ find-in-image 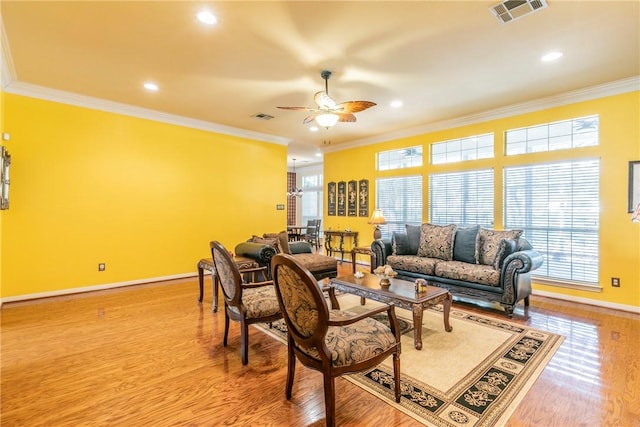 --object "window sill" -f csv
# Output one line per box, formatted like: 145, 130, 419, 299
532, 276, 602, 293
